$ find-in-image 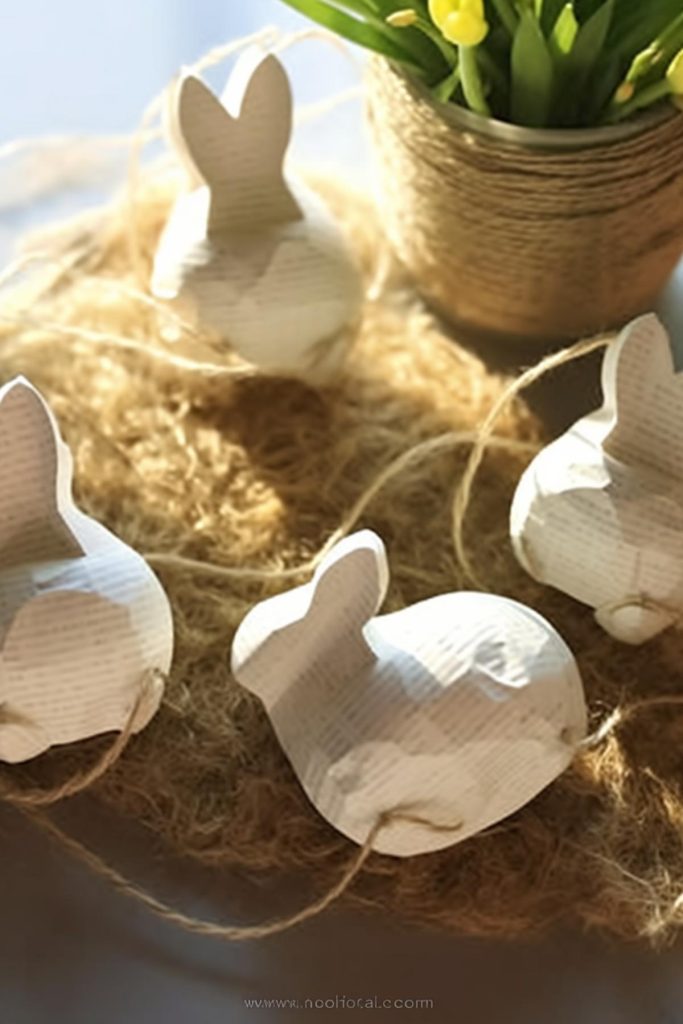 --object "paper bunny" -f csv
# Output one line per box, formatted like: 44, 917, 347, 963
0, 378, 173, 763
151, 48, 363, 383
231, 531, 586, 857
511, 314, 683, 645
